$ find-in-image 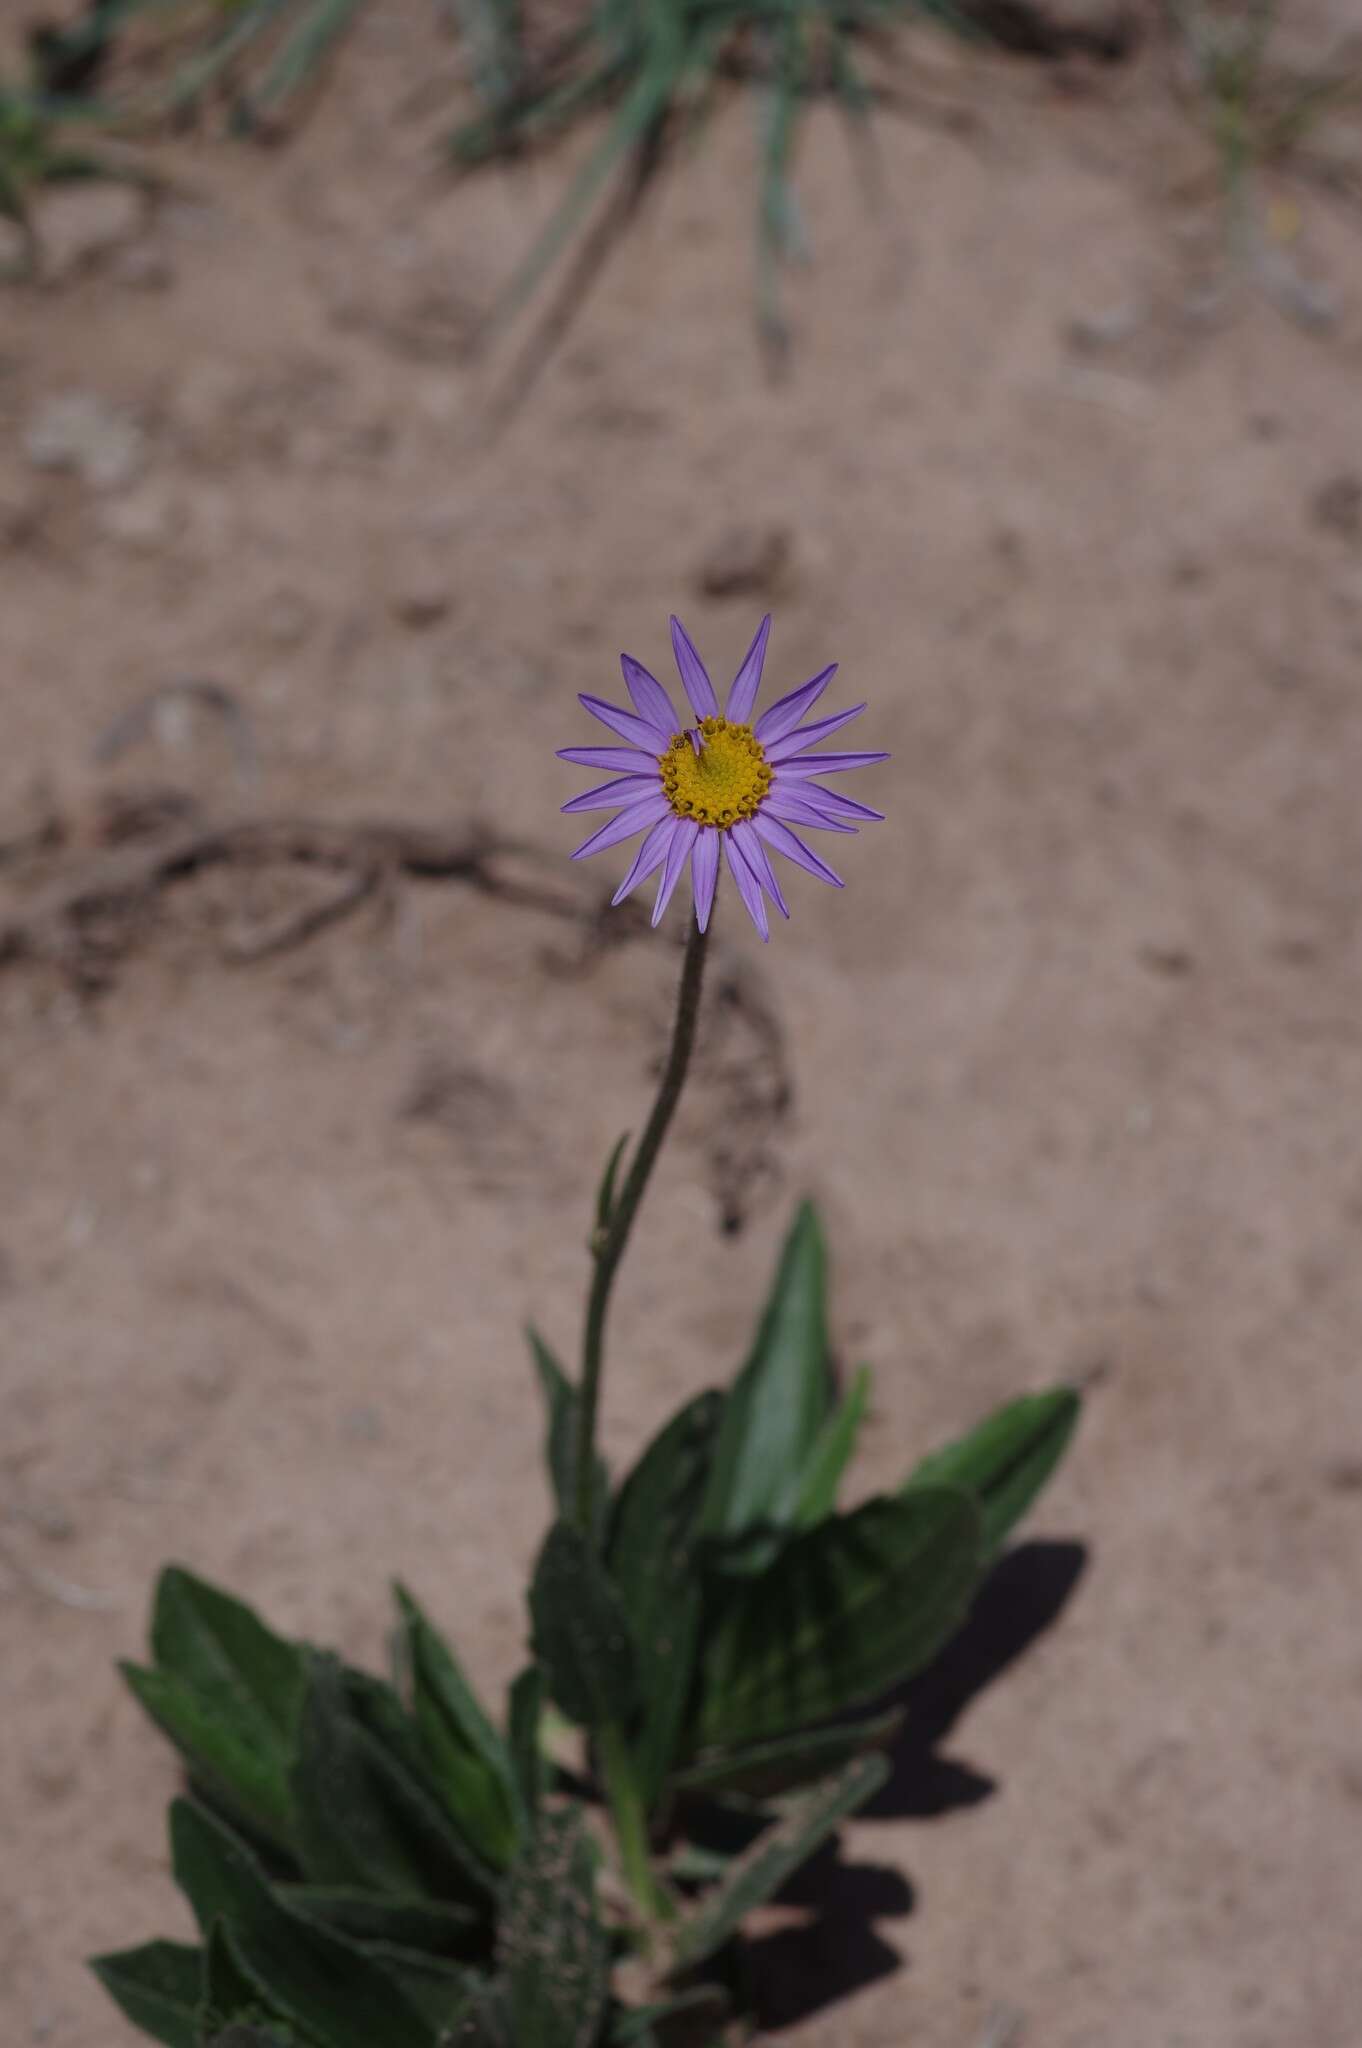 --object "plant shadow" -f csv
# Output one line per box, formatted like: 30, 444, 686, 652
742, 1539, 1088, 2029
867, 1538, 1089, 1819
